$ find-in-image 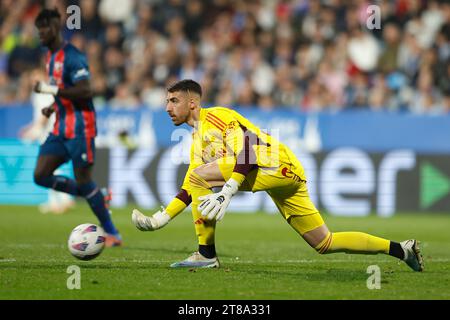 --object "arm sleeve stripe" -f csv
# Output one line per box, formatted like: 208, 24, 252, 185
206, 115, 225, 131
175, 189, 192, 205
207, 113, 227, 128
